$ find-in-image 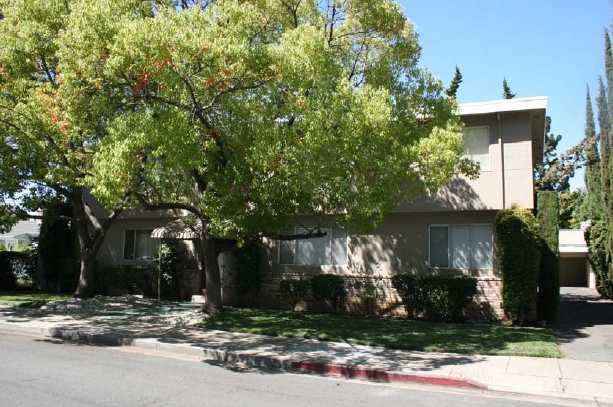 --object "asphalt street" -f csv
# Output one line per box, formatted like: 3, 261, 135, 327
0, 331, 580, 407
